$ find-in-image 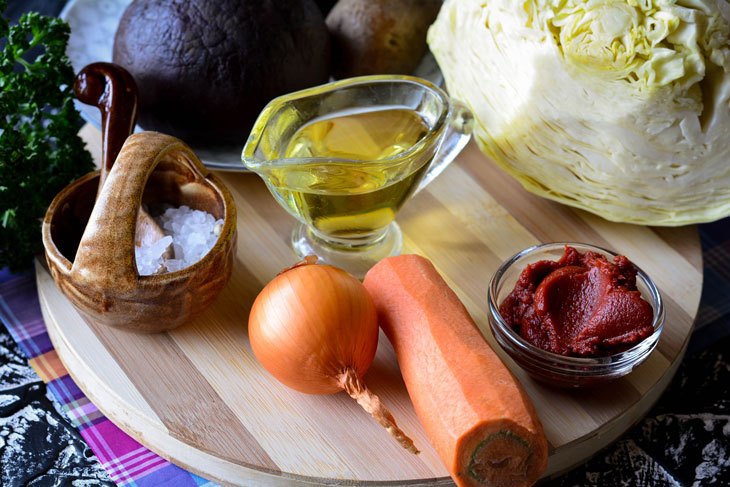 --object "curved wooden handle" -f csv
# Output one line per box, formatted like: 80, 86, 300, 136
71, 132, 211, 285
74, 62, 139, 187
75, 62, 172, 250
